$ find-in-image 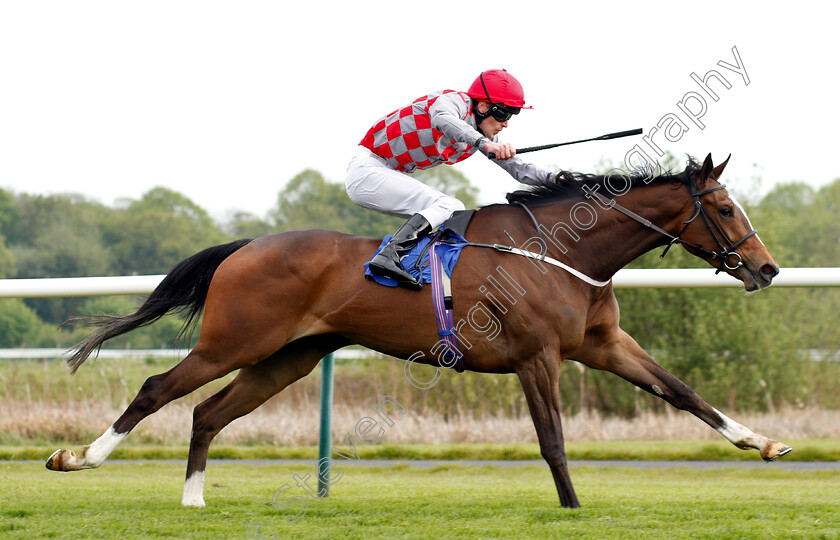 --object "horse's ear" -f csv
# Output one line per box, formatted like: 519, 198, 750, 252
698, 153, 714, 186
711, 153, 731, 180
